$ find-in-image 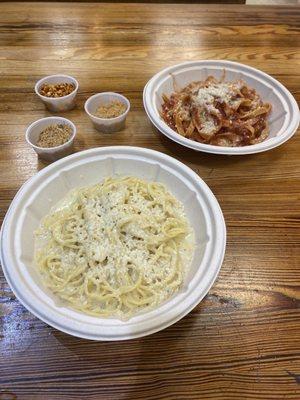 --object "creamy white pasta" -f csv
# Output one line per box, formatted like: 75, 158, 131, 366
34, 176, 194, 319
